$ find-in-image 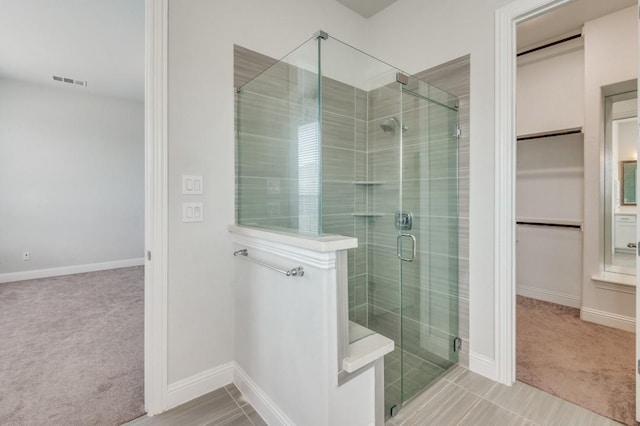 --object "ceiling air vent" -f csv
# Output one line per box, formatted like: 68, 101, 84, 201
52, 75, 87, 87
